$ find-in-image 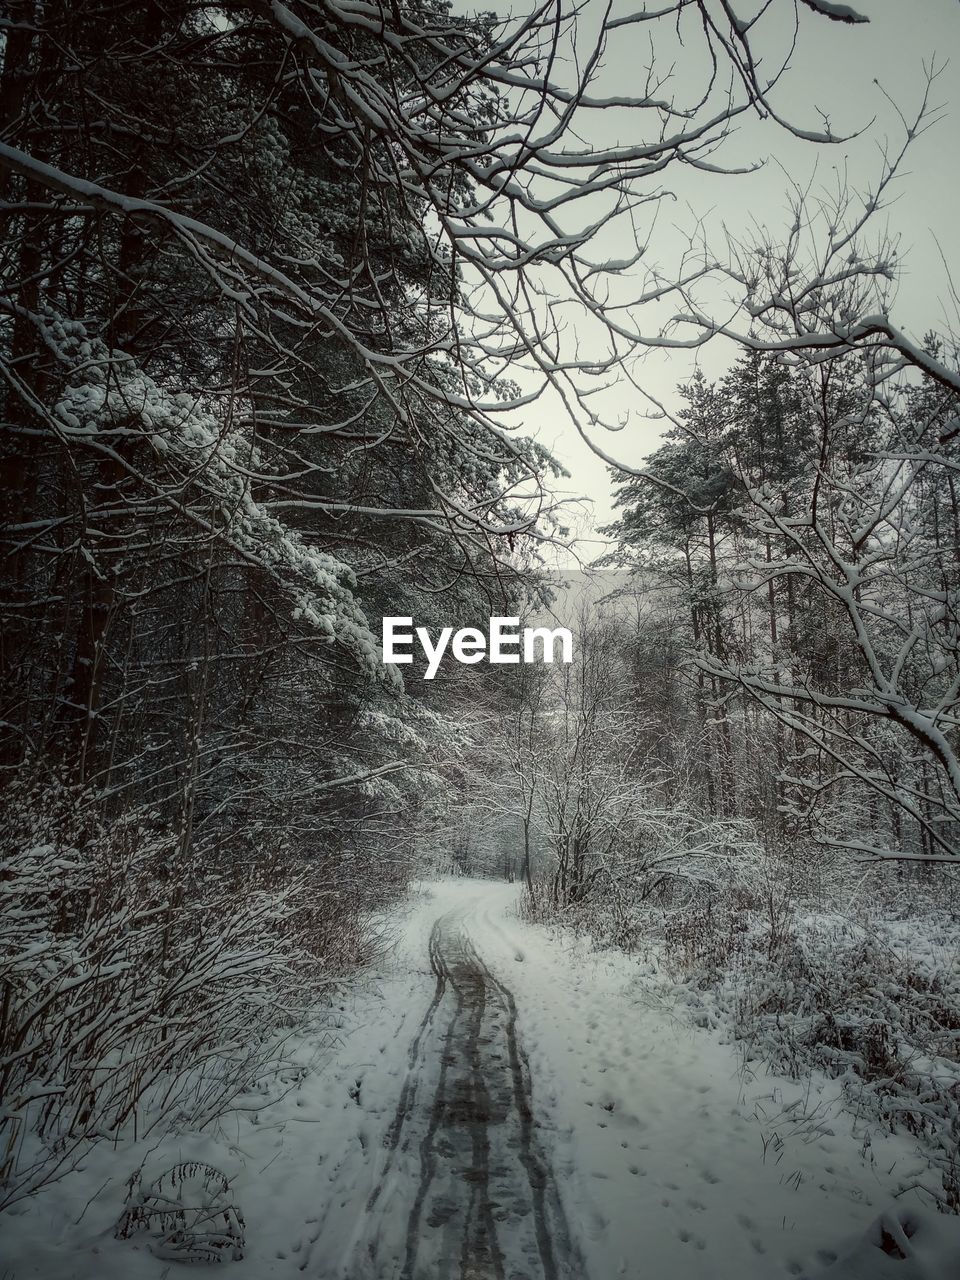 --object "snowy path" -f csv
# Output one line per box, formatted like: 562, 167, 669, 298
357, 908, 580, 1280
5, 878, 960, 1280
301, 880, 959, 1280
